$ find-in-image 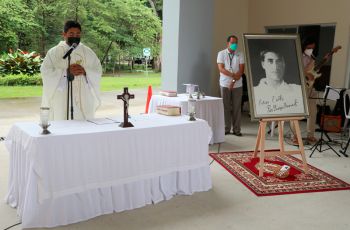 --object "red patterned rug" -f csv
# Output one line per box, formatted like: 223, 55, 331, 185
210, 150, 350, 196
